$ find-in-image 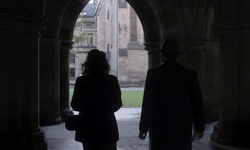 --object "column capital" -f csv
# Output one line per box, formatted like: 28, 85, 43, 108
61, 40, 74, 47
213, 22, 250, 38
60, 40, 74, 53
40, 38, 61, 42
144, 41, 160, 52
144, 41, 161, 68
178, 40, 220, 53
